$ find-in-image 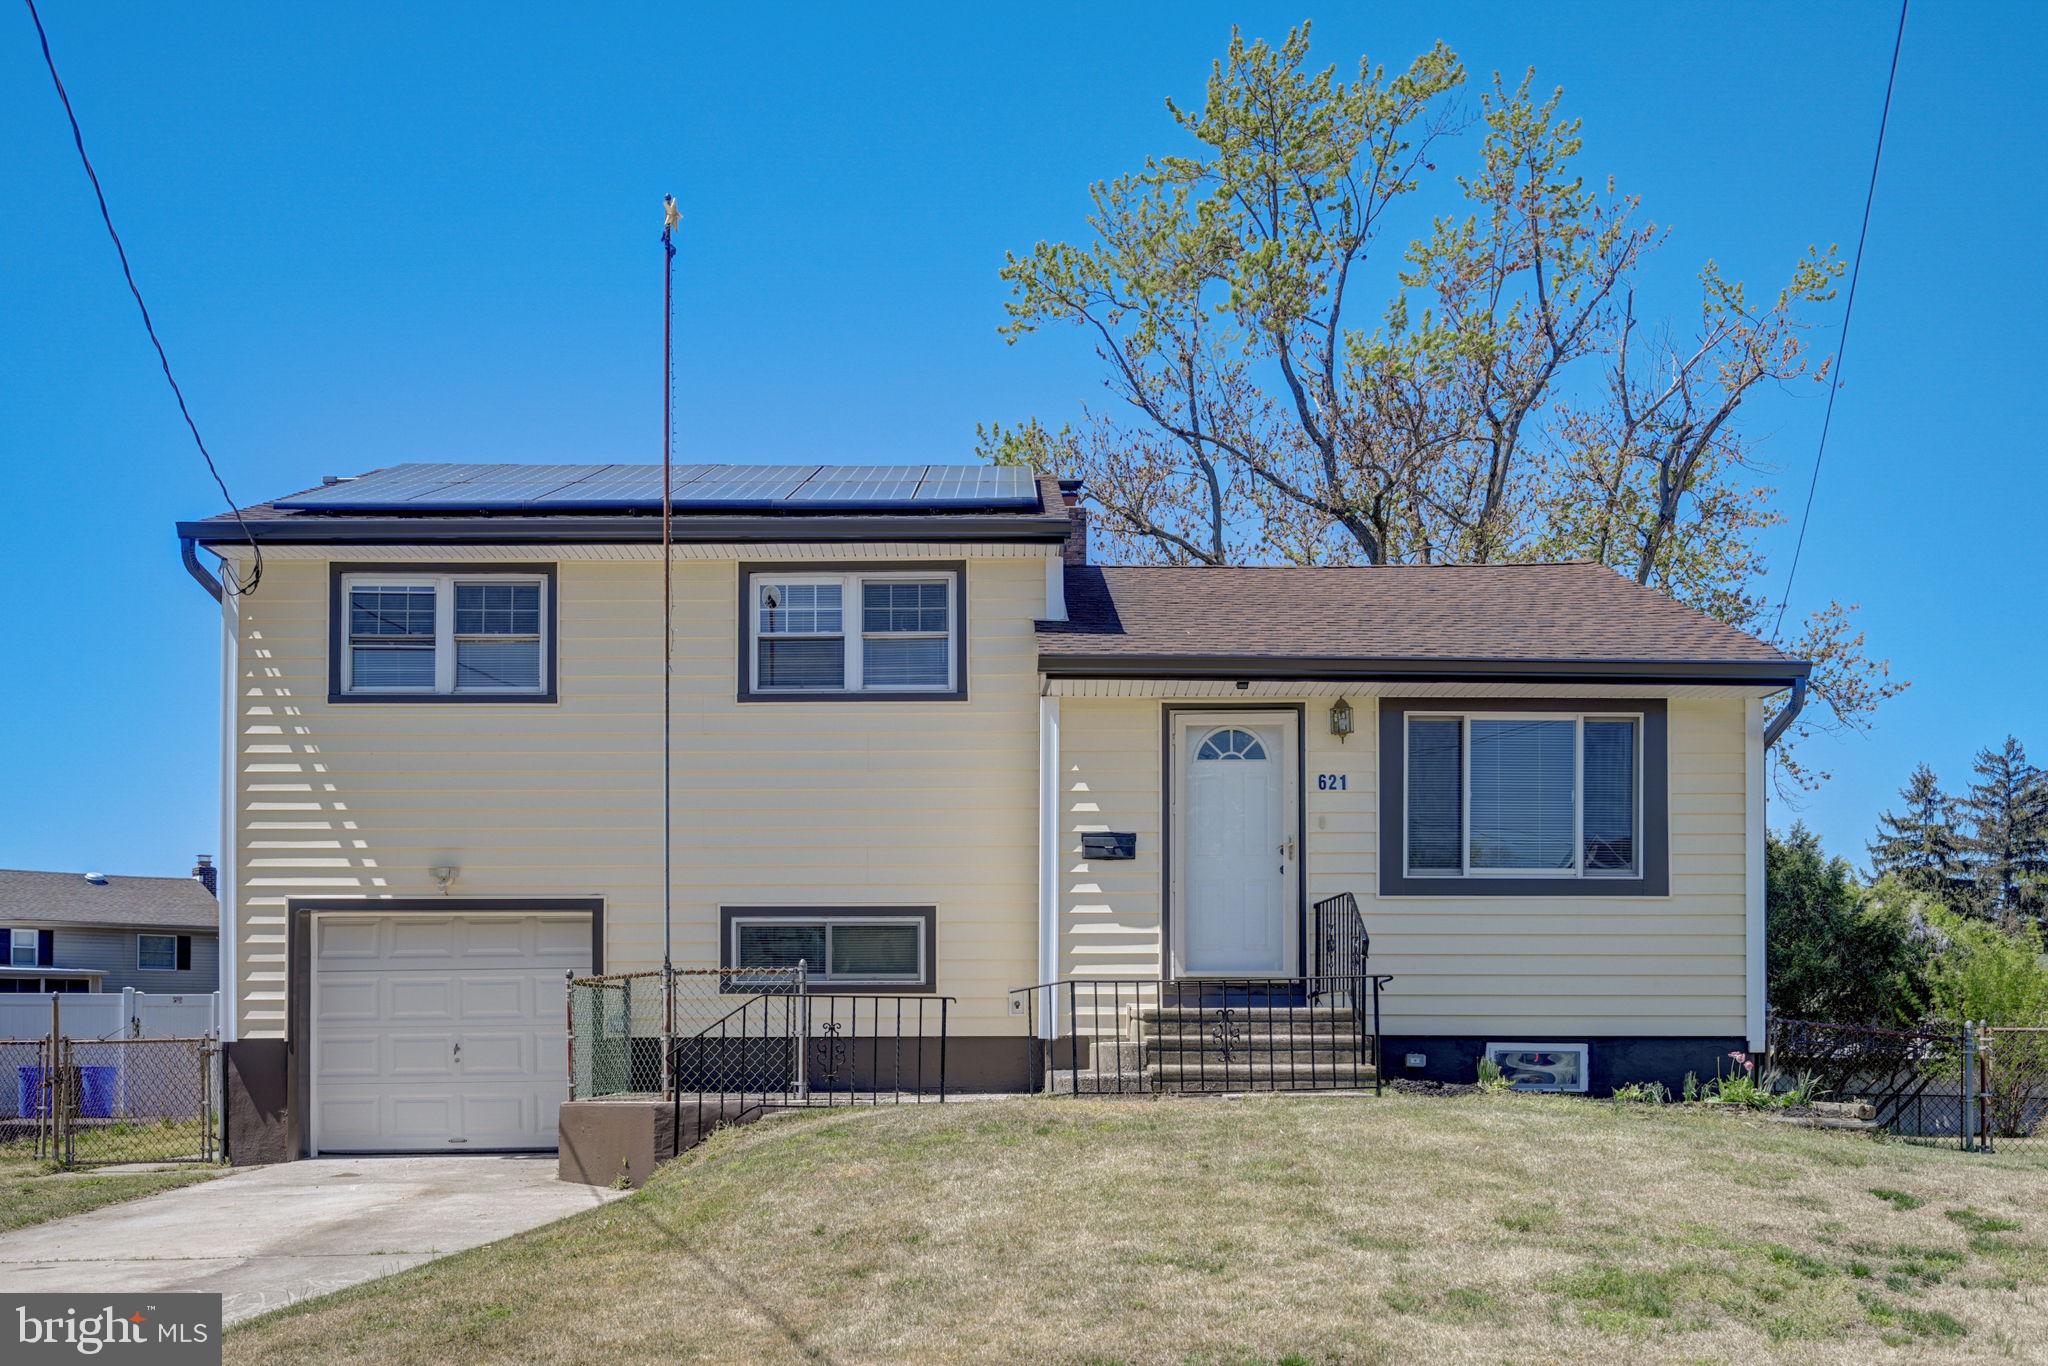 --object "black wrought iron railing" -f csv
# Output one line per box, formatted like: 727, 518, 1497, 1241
1012, 895, 1388, 1097
670, 987, 952, 1144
